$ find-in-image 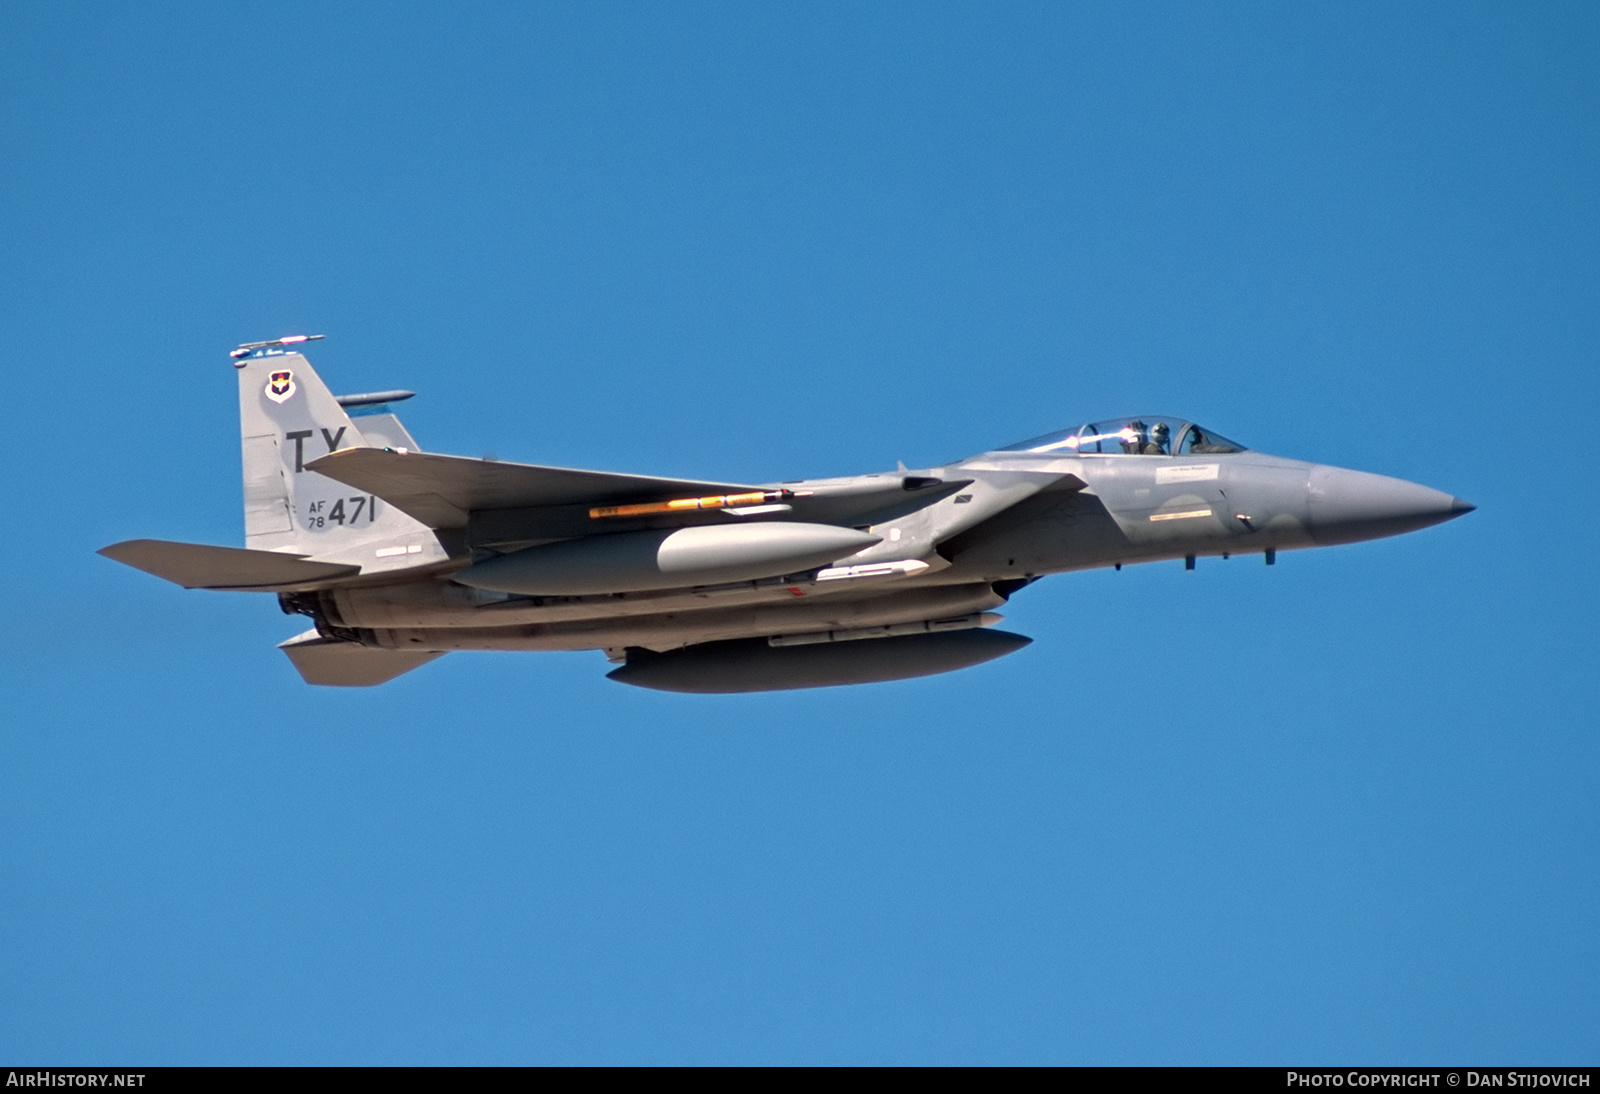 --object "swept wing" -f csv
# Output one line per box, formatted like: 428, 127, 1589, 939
305, 447, 763, 530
